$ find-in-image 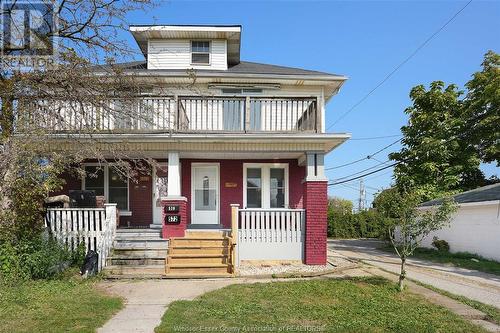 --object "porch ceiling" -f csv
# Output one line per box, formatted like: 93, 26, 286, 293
49, 133, 350, 155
